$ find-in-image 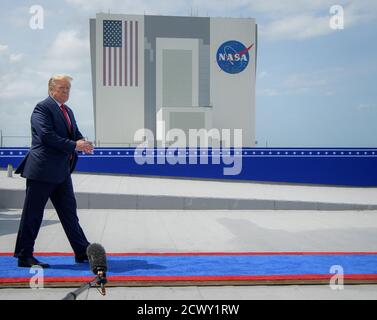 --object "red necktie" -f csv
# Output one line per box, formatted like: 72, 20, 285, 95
60, 104, 72, 133
60, 104, 74, 161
